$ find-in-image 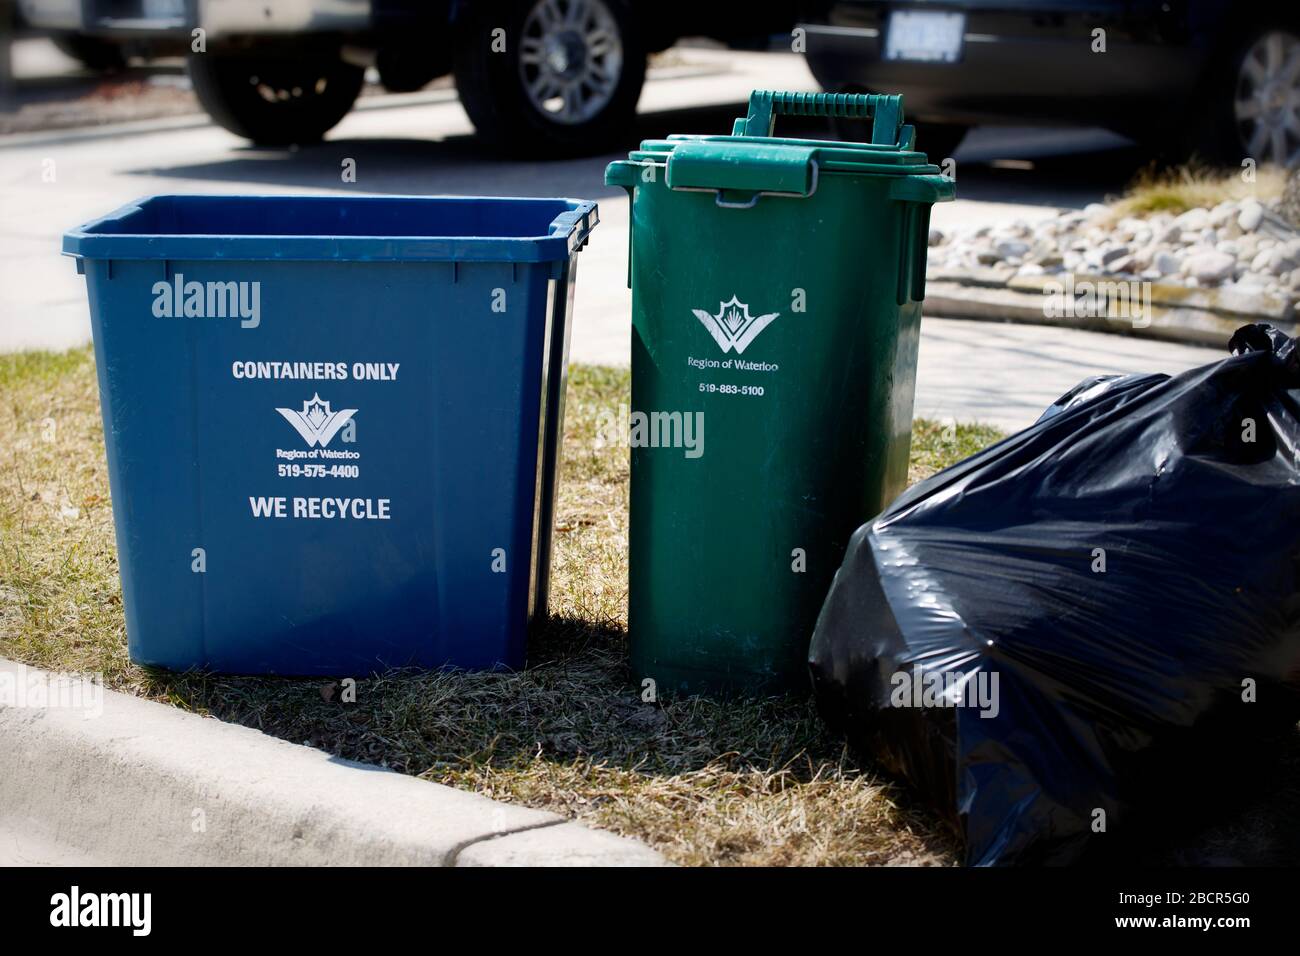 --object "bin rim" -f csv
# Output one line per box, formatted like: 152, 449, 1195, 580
63, 194, 599, 263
